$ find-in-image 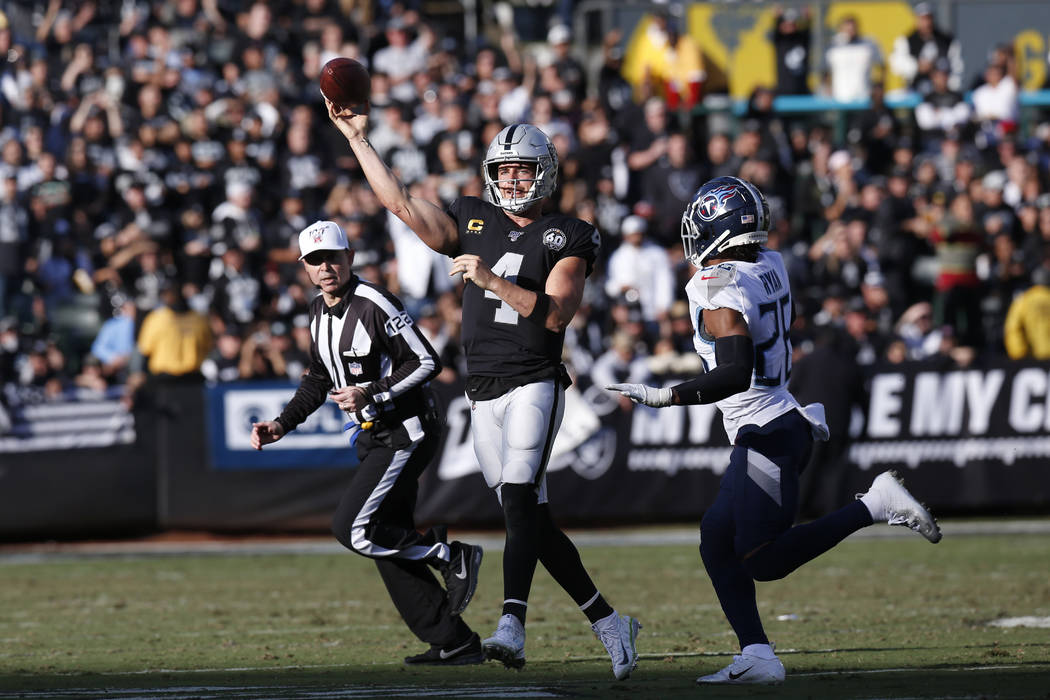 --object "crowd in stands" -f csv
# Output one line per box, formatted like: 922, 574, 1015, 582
2, 0, 1050, 413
